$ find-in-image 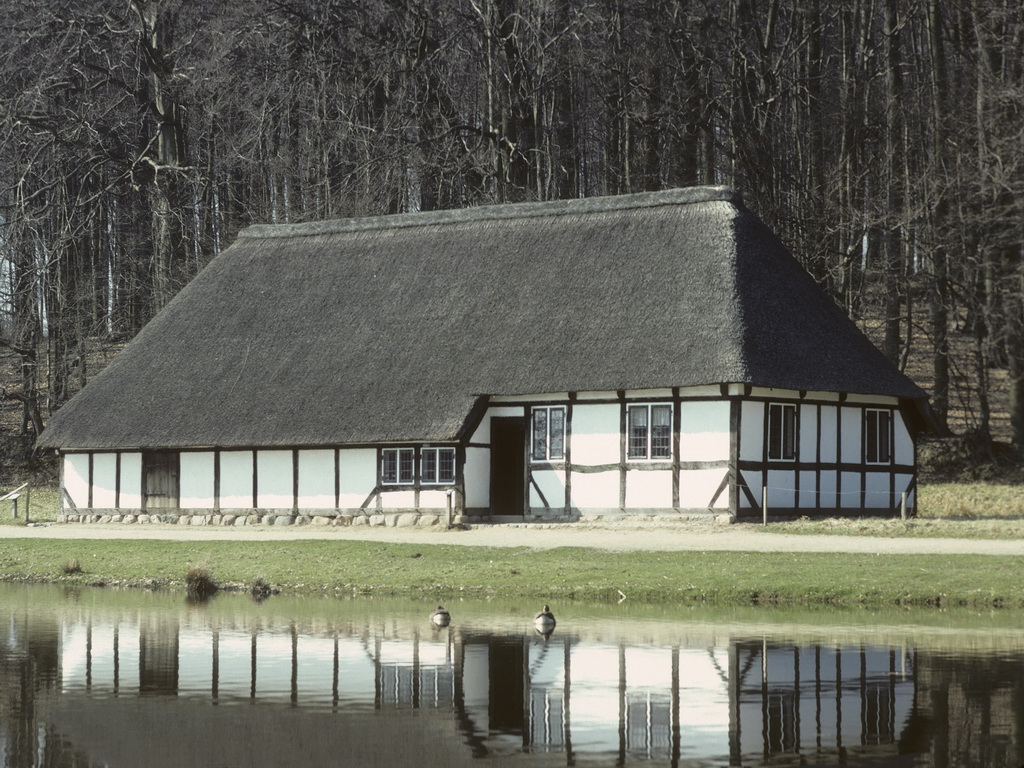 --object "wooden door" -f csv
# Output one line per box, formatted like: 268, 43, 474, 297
143, 451, 180, 509
490, 418, 525, 516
